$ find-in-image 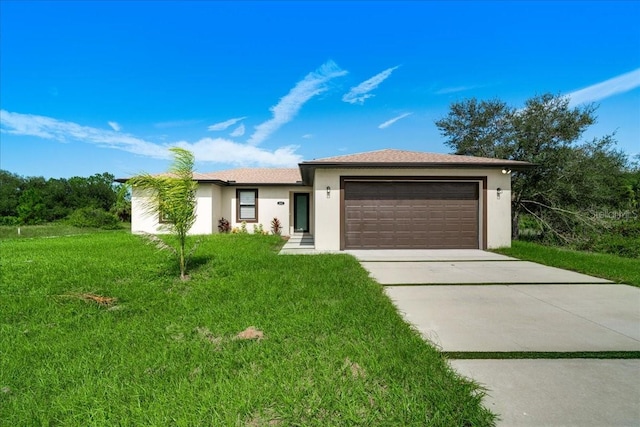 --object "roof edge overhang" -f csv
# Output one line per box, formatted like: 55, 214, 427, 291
115, 177, 307, 187
209, 181, 308, 187
114, 177, 230, 185
298, 161, 536, 185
